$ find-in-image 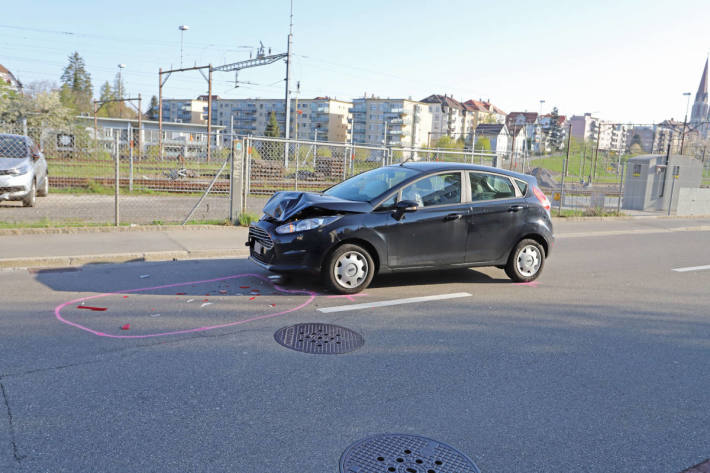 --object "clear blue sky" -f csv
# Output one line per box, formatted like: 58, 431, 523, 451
2, 0, 709, 123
